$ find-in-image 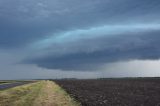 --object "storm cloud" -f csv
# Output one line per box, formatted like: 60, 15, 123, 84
0, 0, 160, 78
26, 30, 160, 70
0, 0, 160, 47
